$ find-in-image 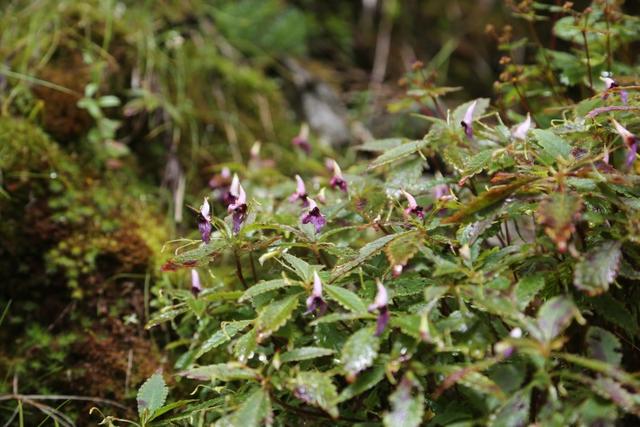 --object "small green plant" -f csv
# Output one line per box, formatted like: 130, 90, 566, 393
92, 372, 192, 427
77, 82, 124, 151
